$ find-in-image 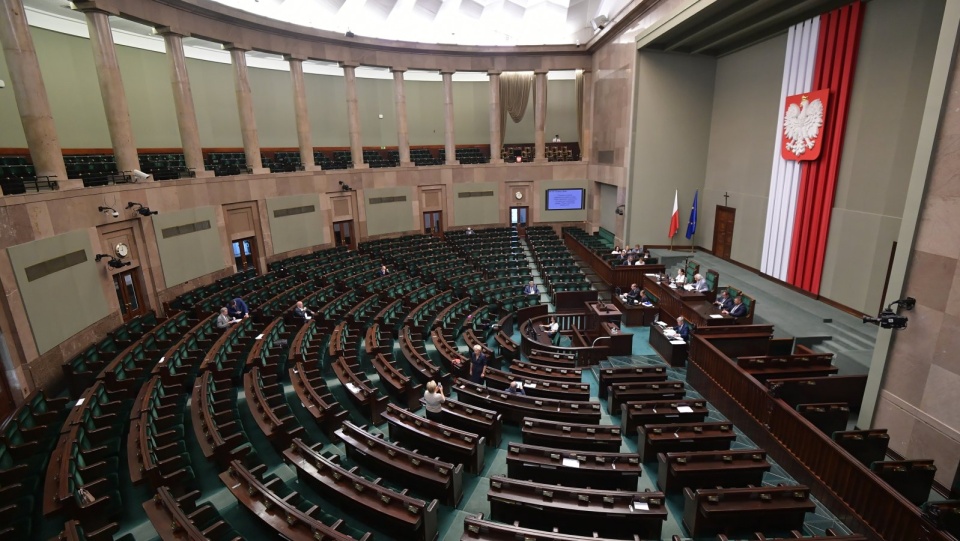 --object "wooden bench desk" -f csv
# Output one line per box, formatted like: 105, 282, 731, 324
220, 460, 370, 541
796, 402, 849, 436
638, 422, 736, 463
455, 378, 601, 424
737, 353, 838, 382
288, 361, 349, 439
597, 366, 668, 399
508, 360, 582, 383
608, 380, 686, 413
424, 398, 503, 447
332, 356, 389, 424
521, 417, 623, 452
657, 449, 770, 493
488, 475, 666, 540
682, 485, 815, 538
371, 353, 423, 410
337, 421, 463, 507
482, 367, 590, 402
285, 438, 439, 541
506, 442, 641, 490
461, 514, 639, 541
832, 429, 889, 467
621, 399, 709, 433
382, 404, 485, 474
767, 374, 868, 412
